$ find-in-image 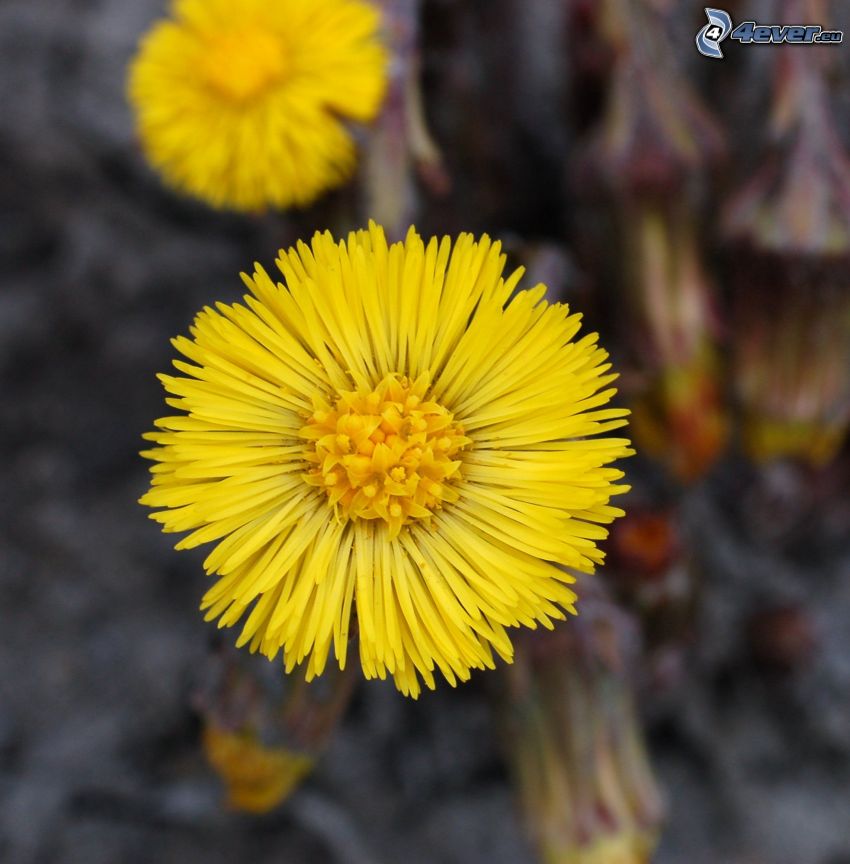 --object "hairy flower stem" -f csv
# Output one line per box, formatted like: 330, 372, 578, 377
195, 643, 357, 813
733, 261, 850, 465
625, 202, 727, 483
723, 4, 850, 465
363, 0, 448, 239
499, 580, 664, 863
579, 0, 726, 483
